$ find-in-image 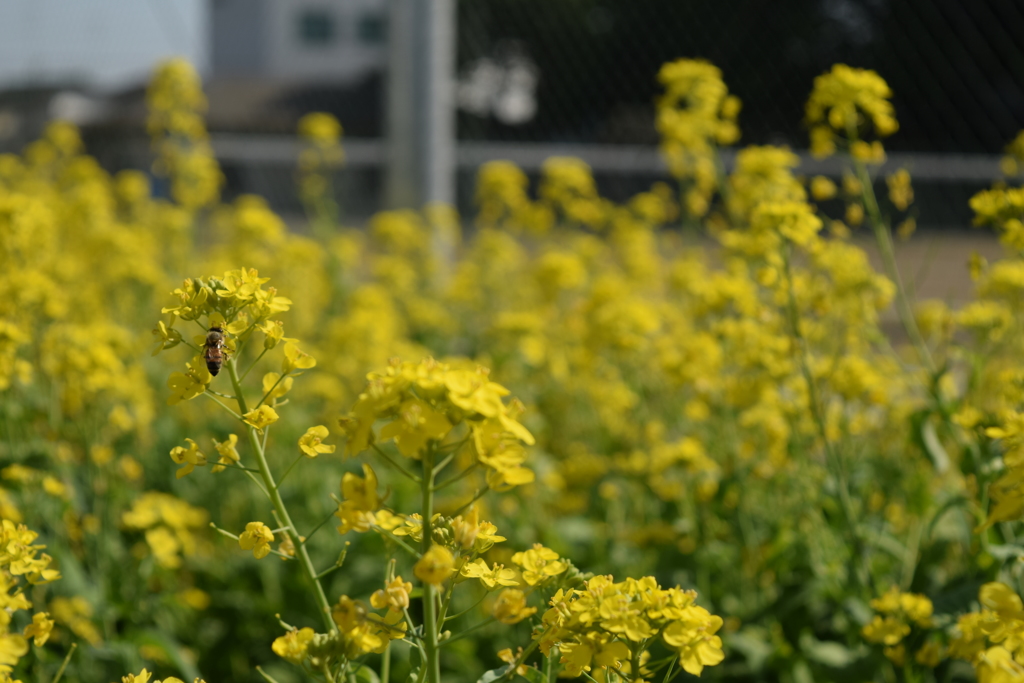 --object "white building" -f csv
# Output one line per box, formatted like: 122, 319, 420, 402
211, 0, 387, 85
0, 0, 388, 91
